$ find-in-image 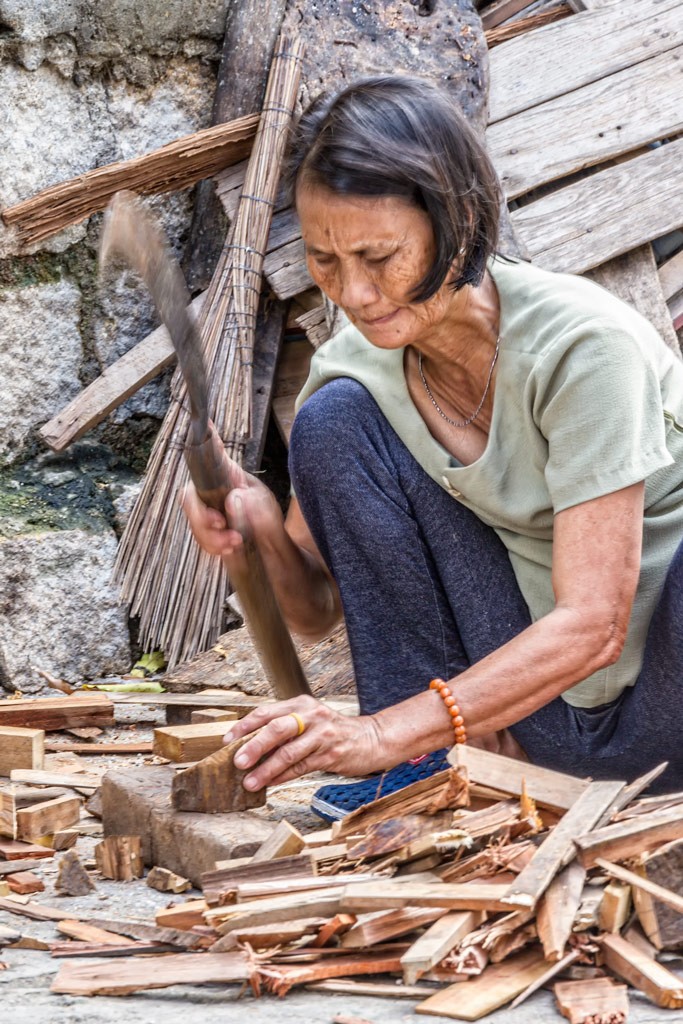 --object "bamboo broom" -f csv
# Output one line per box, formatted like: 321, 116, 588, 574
113, 33, 304, 668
